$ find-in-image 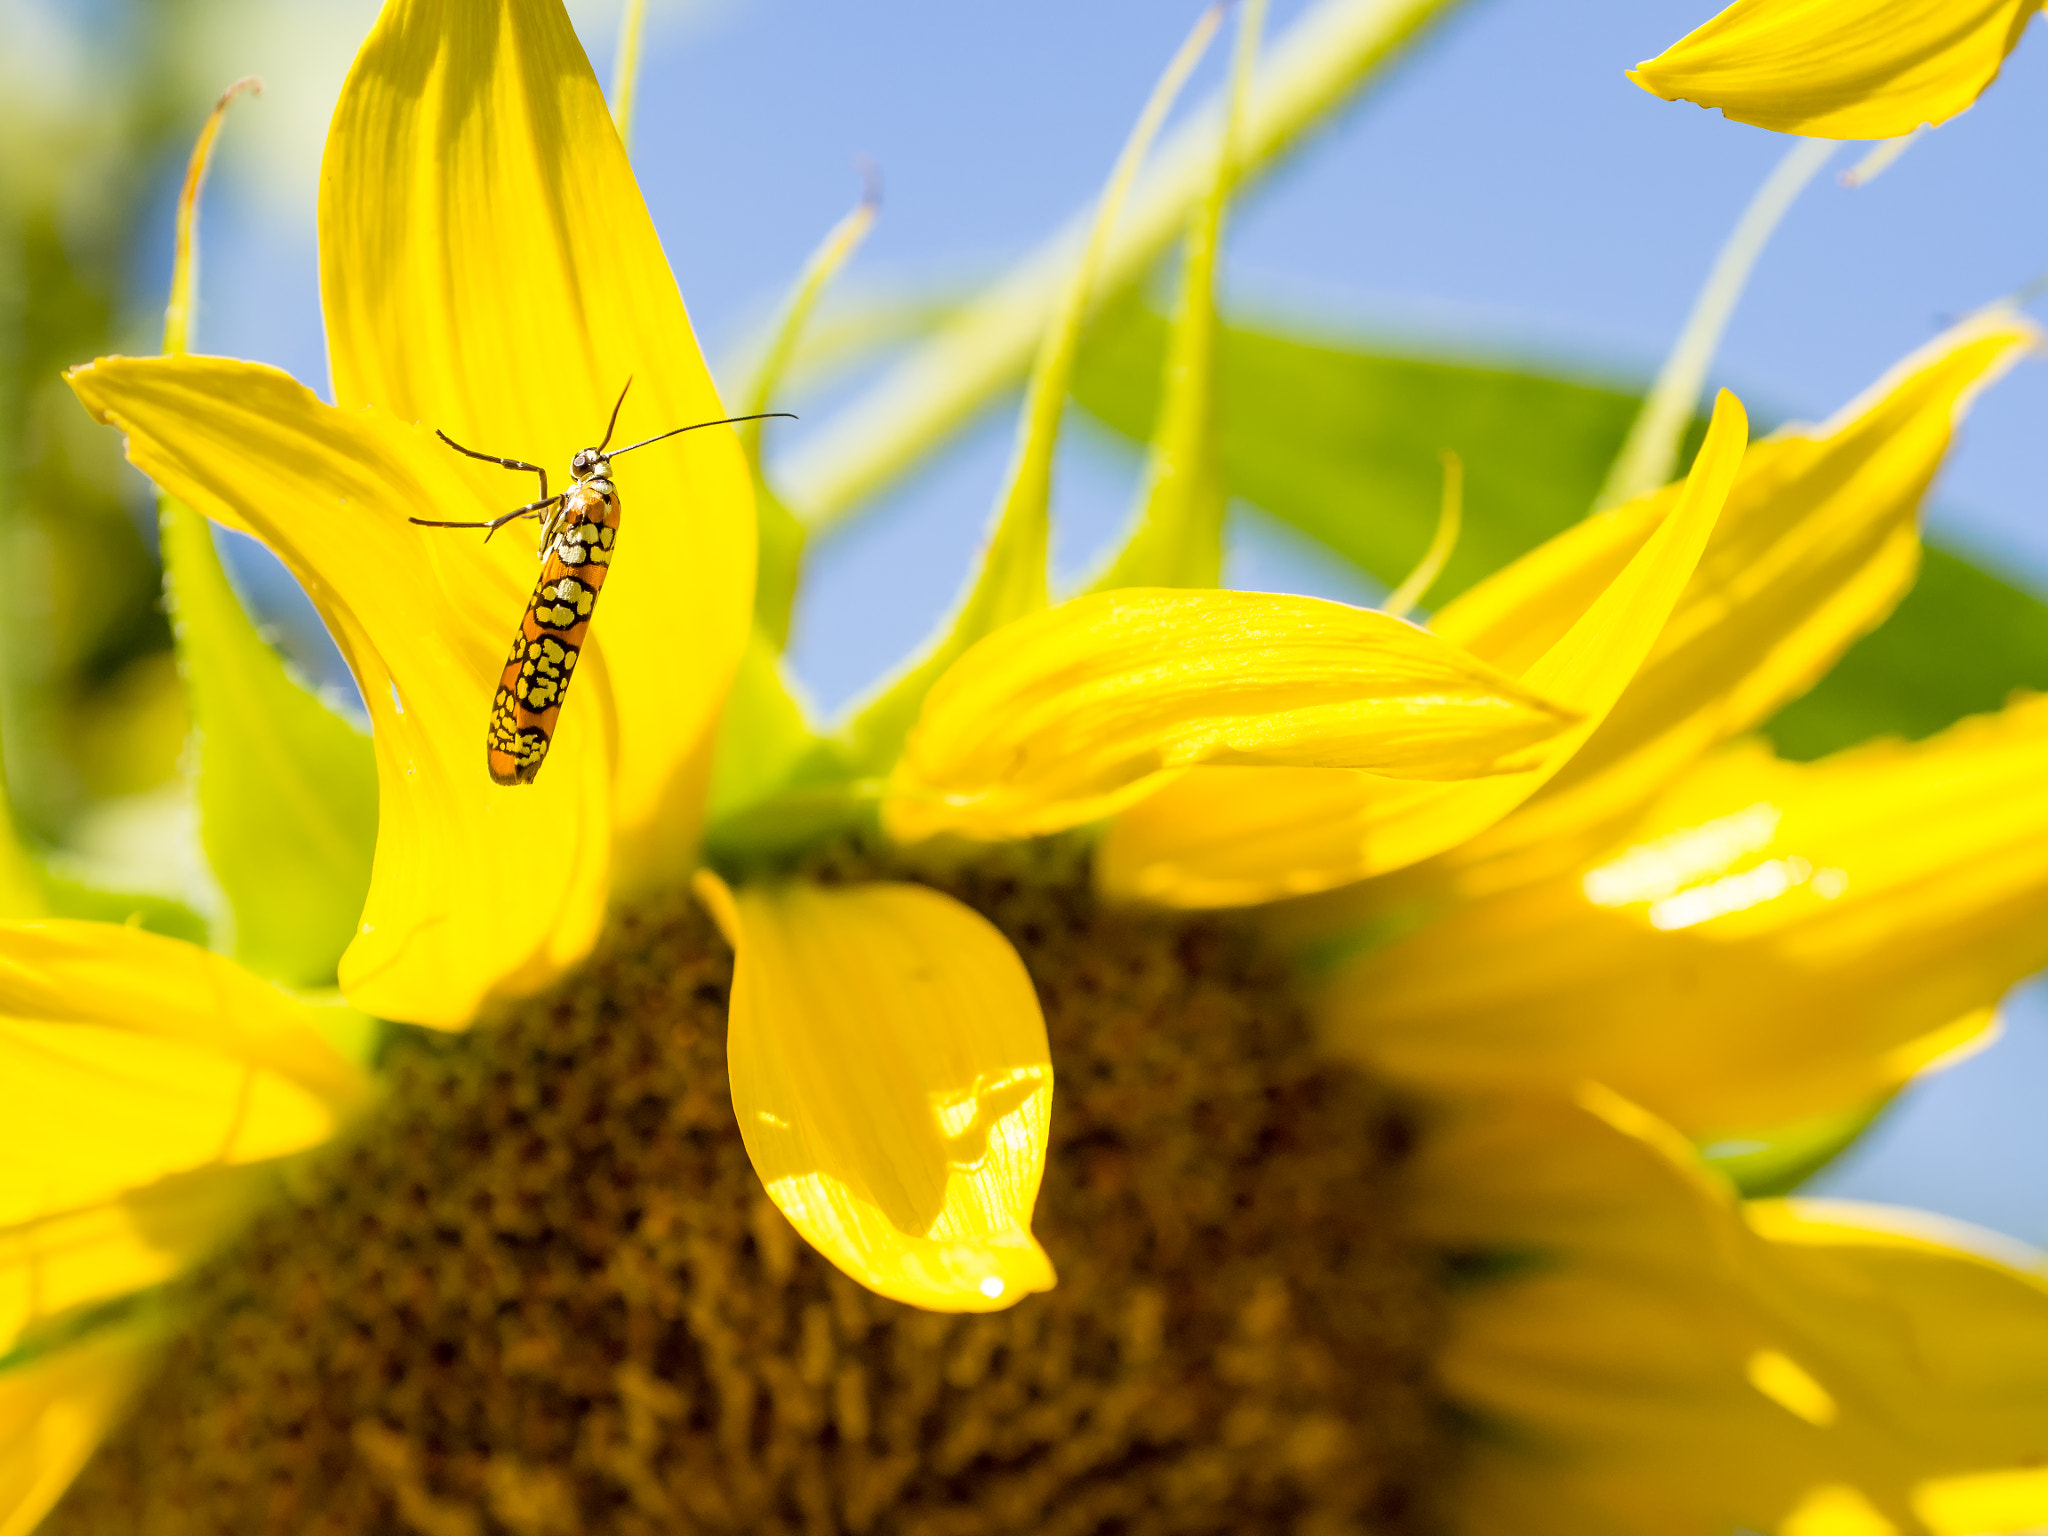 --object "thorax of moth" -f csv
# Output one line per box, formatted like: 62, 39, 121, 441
535, 448, 615, 555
